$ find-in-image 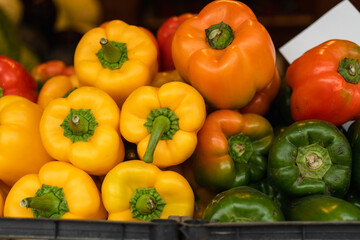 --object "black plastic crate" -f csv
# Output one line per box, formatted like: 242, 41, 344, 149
0, 217, 180, 240
180, 219, 360, 240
